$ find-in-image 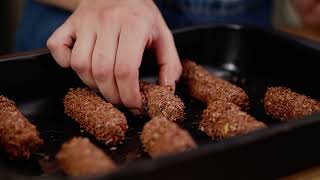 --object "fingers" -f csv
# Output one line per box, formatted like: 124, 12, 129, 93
70, 29, 97, 88
47, 0, 181, 111
92, 23, 122, 105
294, 0, 320, 27
114, 24, 147, 110
293, 0, 317, 14
303, 4, 320, 27
47, 21, 75, 68
154, 27, 182, 91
